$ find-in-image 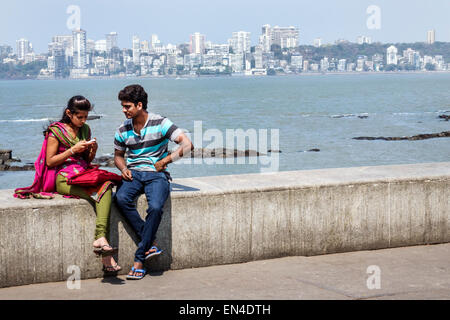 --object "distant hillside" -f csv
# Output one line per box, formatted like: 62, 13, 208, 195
295, 42, 450, 63
0, 61, 47, 80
